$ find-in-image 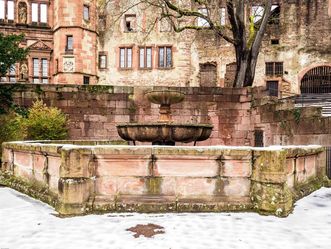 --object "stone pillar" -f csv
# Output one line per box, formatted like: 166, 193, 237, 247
1, 146, 14, 171
250, 150, 293, 217
57, 146, 95, 215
